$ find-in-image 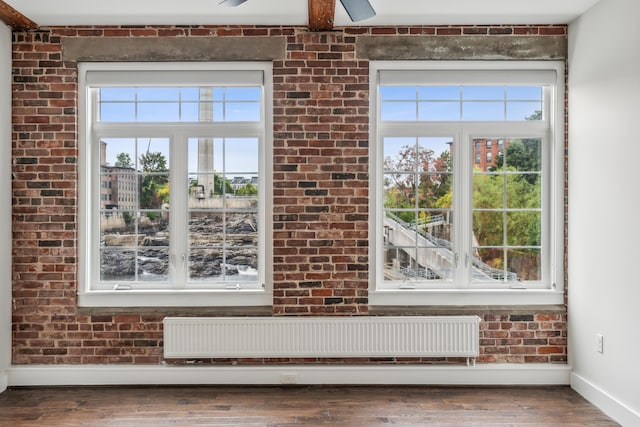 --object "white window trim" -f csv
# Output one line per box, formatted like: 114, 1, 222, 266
78, 62, 273, 307
368, 60, 565, 306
